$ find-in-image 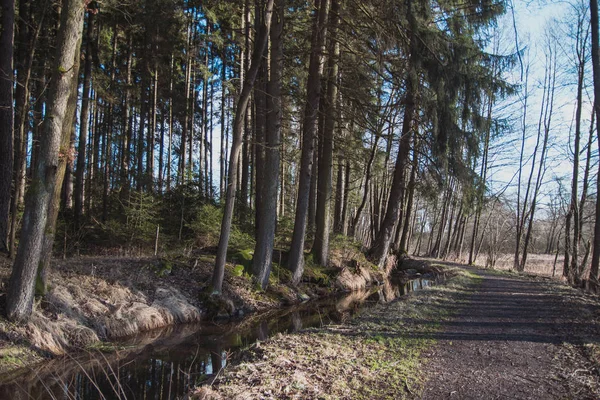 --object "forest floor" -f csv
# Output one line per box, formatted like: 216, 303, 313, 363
192, 262, 600, 400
